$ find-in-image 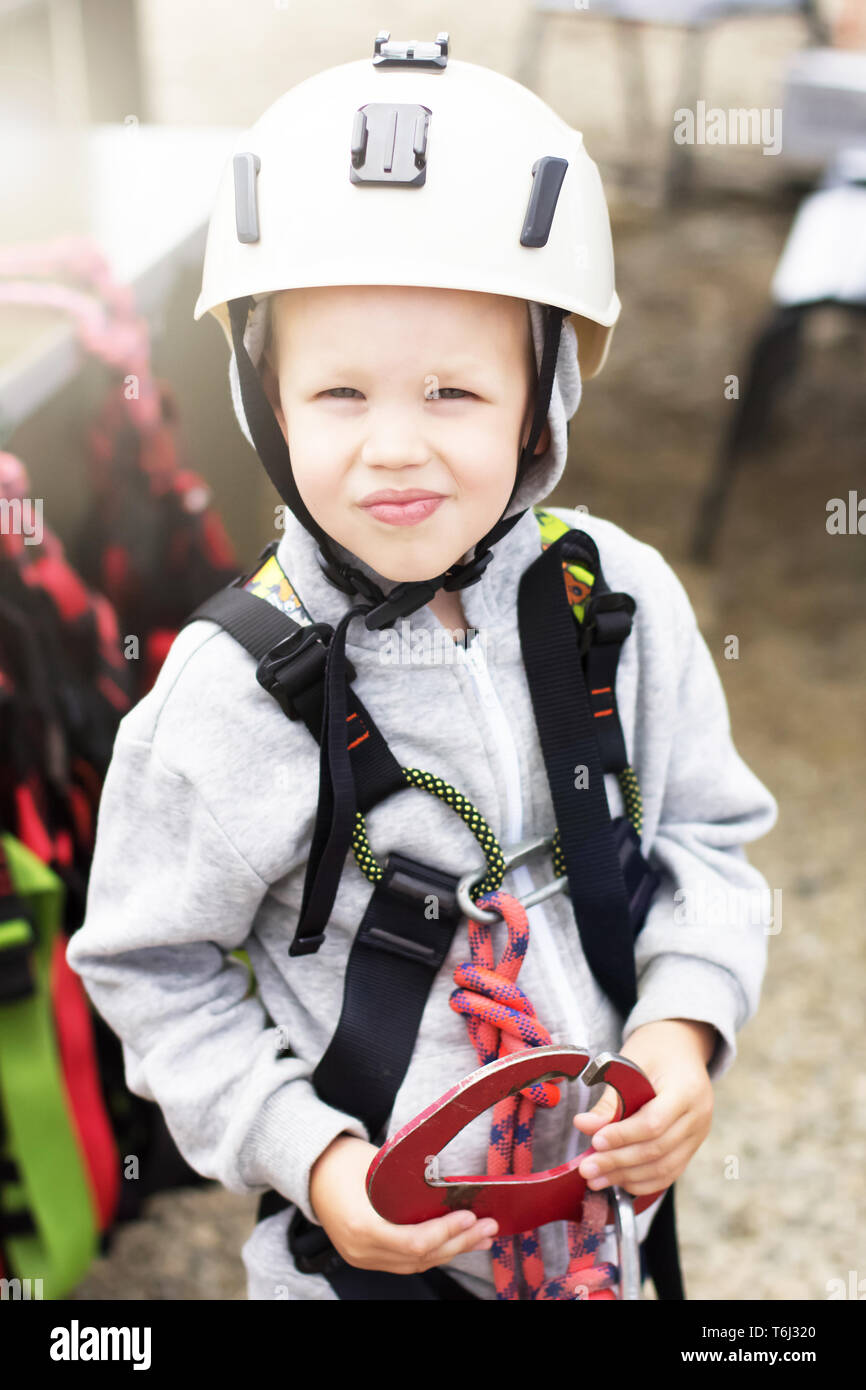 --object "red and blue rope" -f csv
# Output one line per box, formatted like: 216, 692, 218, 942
450, 888, 619, 1300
